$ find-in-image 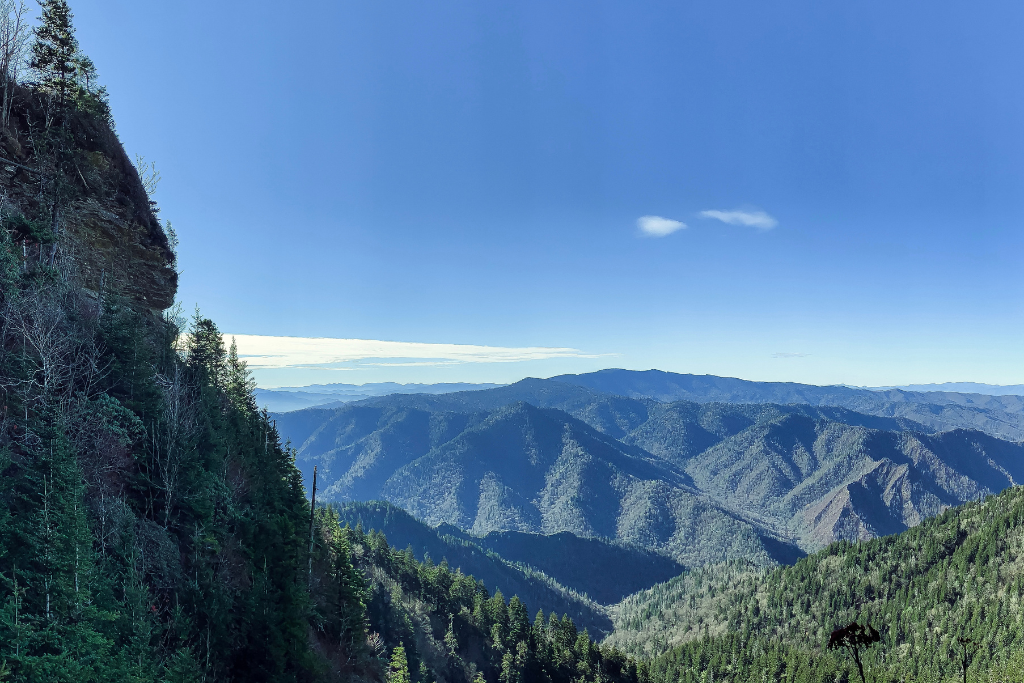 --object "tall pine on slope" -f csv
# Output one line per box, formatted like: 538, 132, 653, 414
30, 0, 105, 115
30, 0, 77, 102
